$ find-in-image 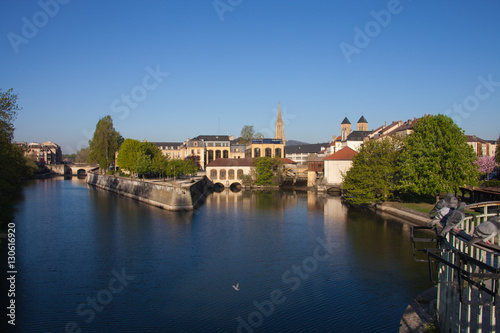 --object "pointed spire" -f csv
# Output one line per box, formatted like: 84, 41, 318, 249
275, 102, 285, 143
